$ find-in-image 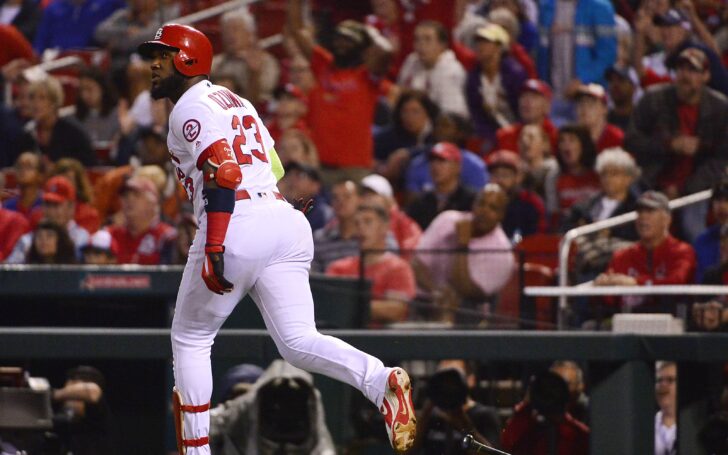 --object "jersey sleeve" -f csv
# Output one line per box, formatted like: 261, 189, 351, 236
169, 100, 228, 166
